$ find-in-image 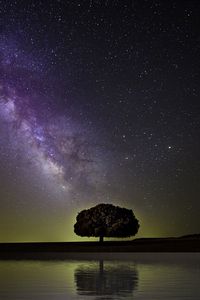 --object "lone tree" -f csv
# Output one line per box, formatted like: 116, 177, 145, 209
74, 203, 139, 242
